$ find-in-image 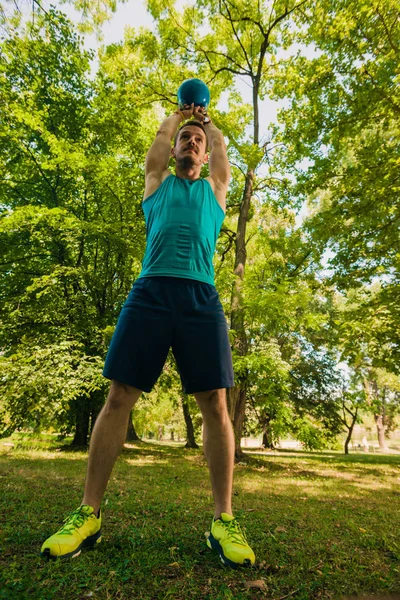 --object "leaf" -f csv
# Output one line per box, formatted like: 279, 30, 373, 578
244, 580, 267, 590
